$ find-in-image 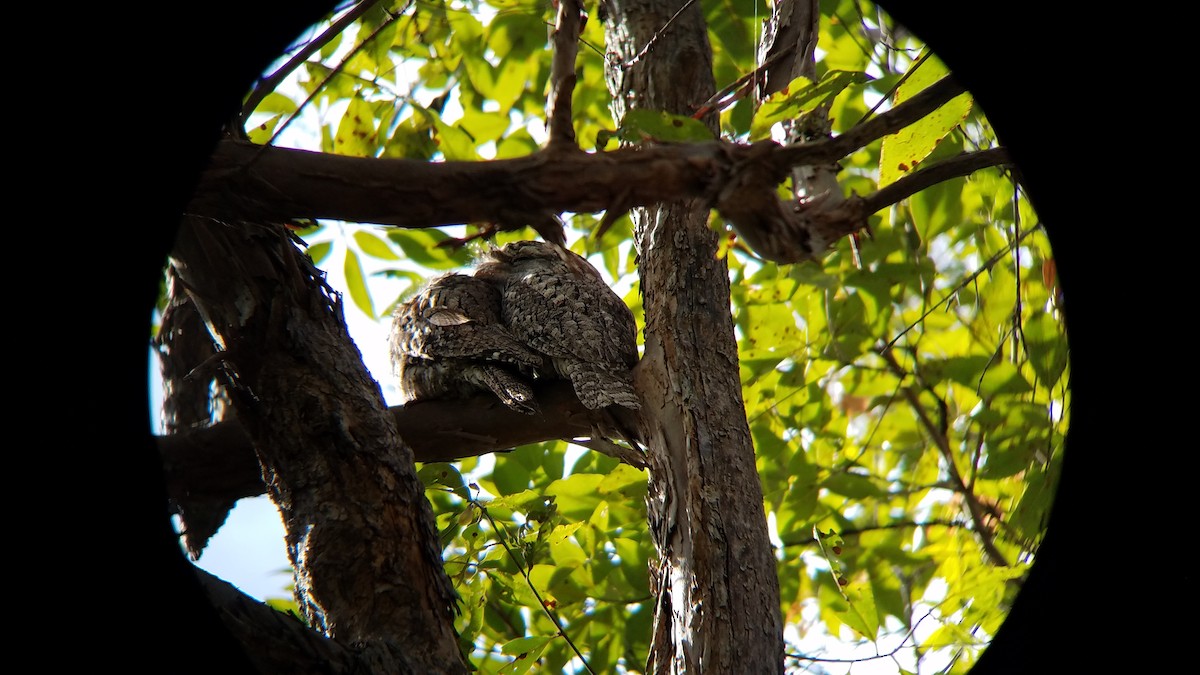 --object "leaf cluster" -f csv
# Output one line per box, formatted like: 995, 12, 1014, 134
164, 1, 1071, 672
